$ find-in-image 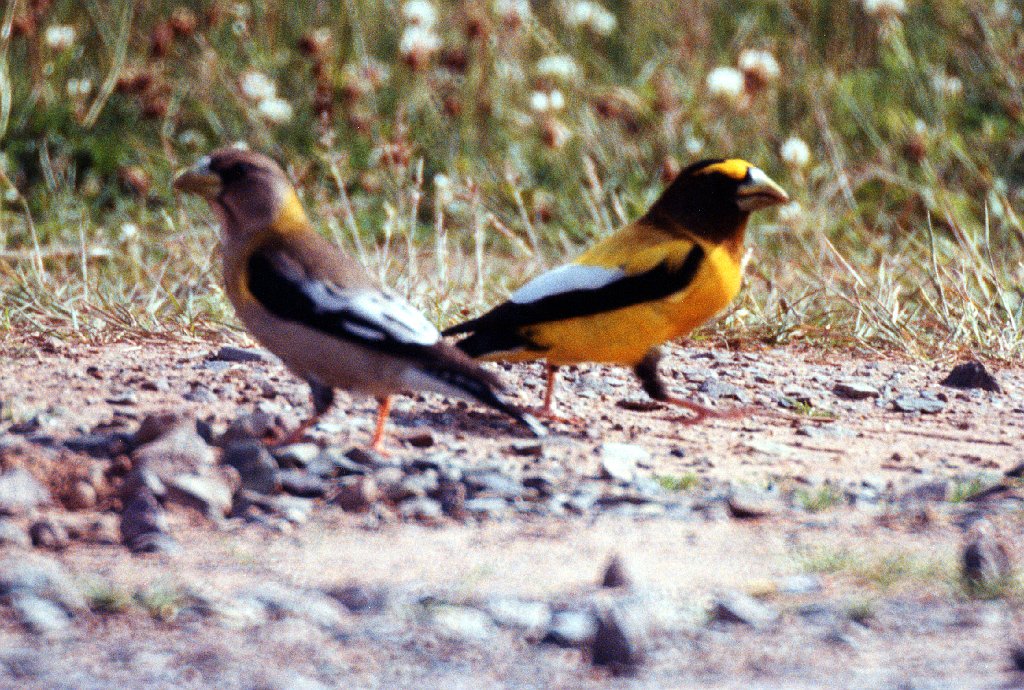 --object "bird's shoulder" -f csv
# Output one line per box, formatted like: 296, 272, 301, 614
577, 220, 699, 276
254, 227, 375, 290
